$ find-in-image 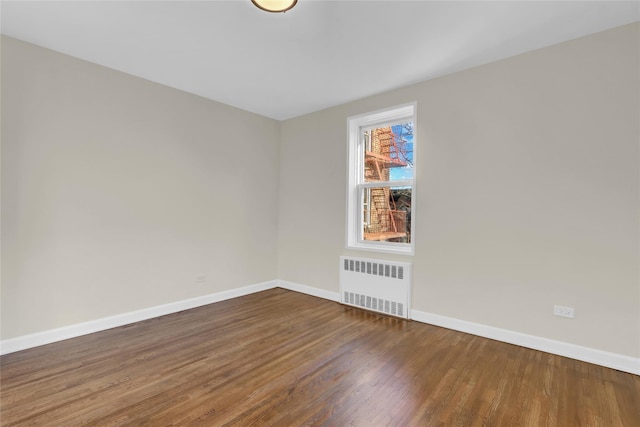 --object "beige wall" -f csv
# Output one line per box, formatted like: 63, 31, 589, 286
1, 36, 280, 339
278, 23, 640, 358
2, 23, 638, 360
